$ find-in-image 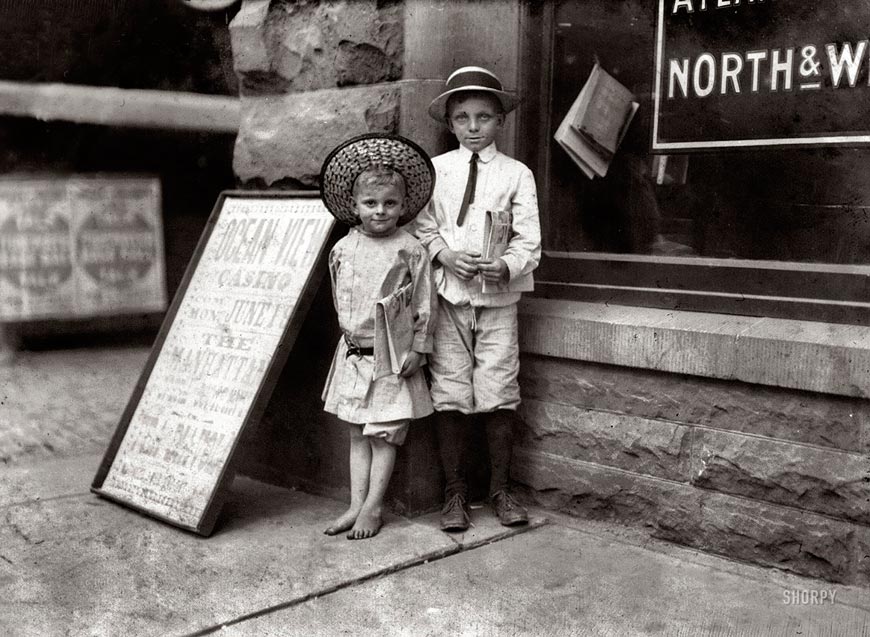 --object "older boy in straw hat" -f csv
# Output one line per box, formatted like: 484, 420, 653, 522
414, 66, 541, 531
320, 133, 437, 540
